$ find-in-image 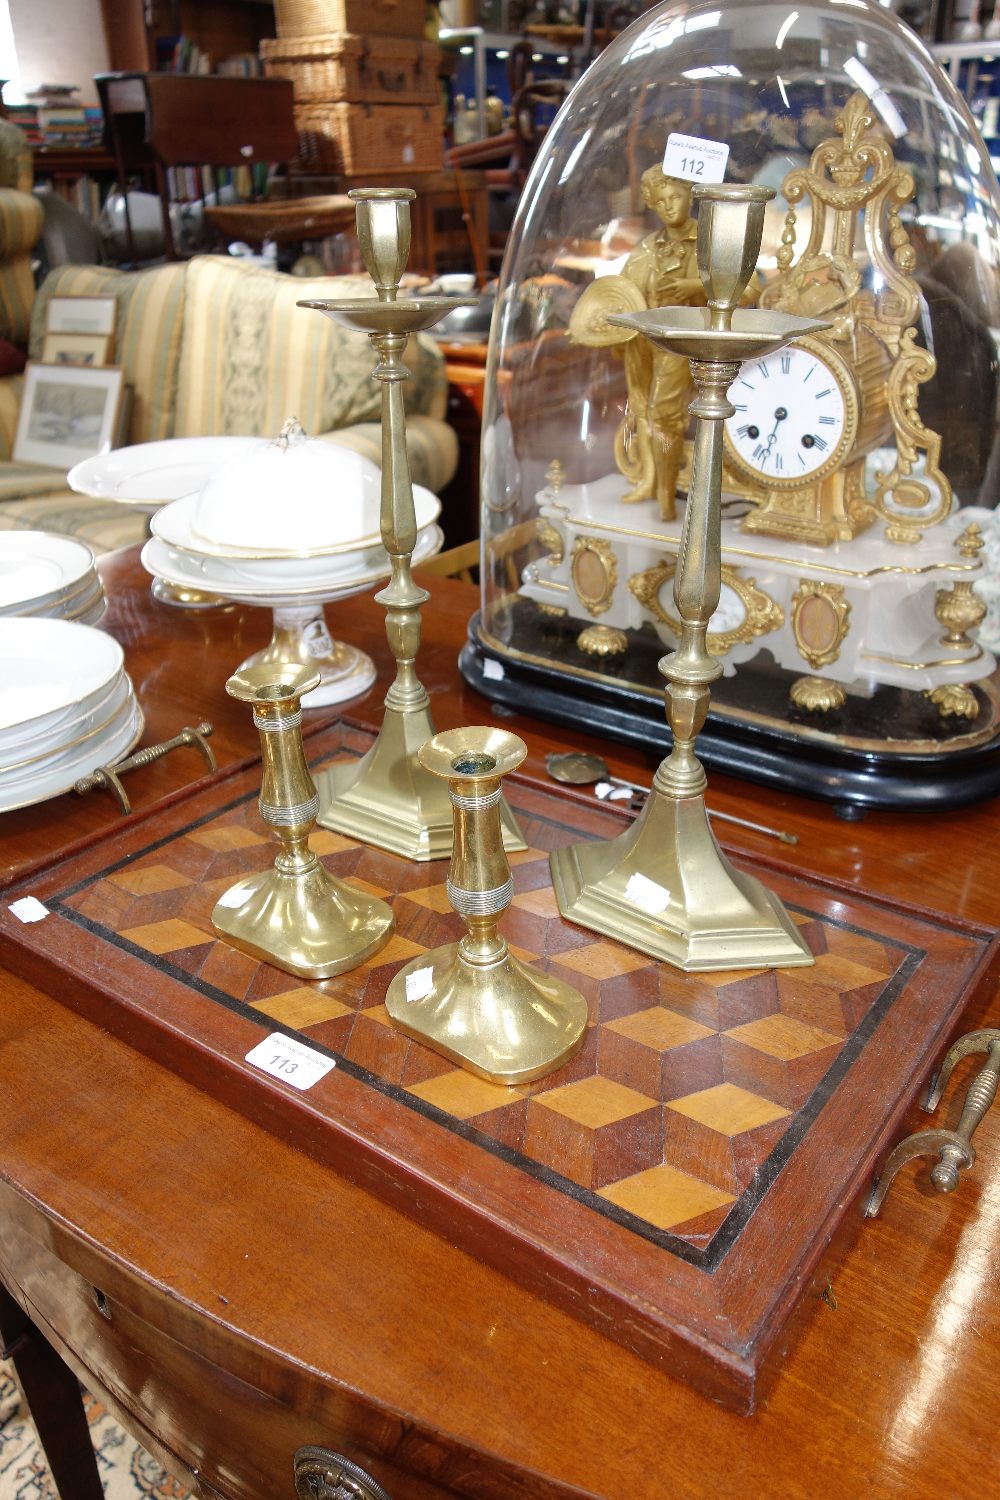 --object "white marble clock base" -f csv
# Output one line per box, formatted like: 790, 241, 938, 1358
520, 475, 994, 697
